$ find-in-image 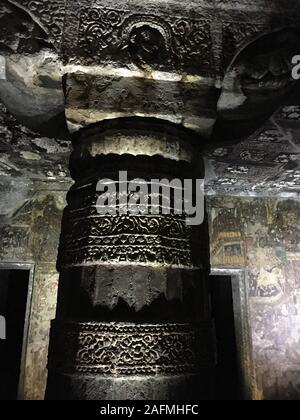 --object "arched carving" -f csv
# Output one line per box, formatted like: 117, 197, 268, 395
0, 1, 52, 53
7, 0, 65, 49
215, 28, 300, 142
124, 19, 171, 70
